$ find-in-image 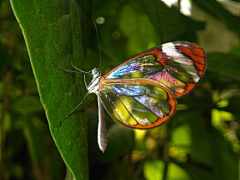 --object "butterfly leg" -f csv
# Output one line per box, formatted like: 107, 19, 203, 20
52, 62, 85, 74
83, 74, 88, 89
52, 62, 91, 75
59, 92, 90, 126
70, 62, 91, 75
